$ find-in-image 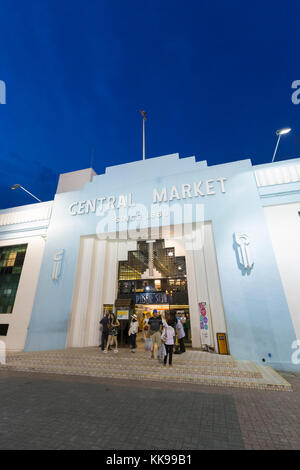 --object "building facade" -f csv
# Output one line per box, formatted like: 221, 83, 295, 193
0, 153, 299, 371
